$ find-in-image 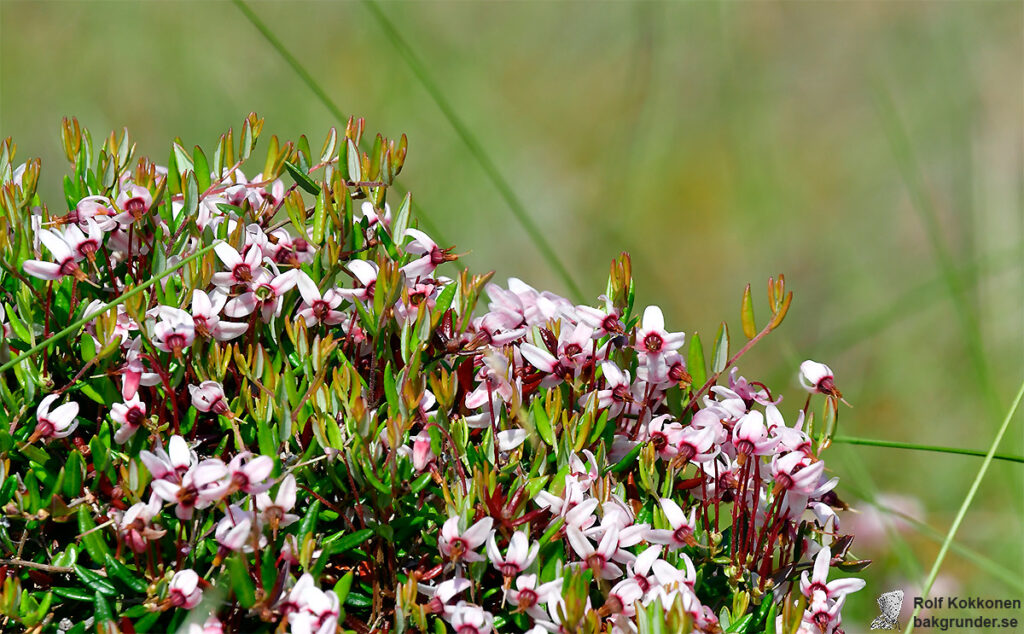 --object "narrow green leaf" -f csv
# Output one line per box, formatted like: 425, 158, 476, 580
531, 399, 556, 449
687, 332, 707, 390
193, 145, 211, 192
331, 528, 375, 555
228, 555, 256, 608
346, 139, 361, 182
712, 322, 729, 373
740, 284, 757, 339
284, 160, 321, 195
